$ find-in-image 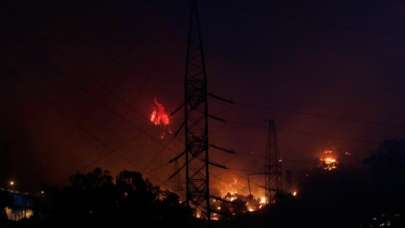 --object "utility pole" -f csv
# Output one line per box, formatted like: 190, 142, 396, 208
264, 120, 282, 203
